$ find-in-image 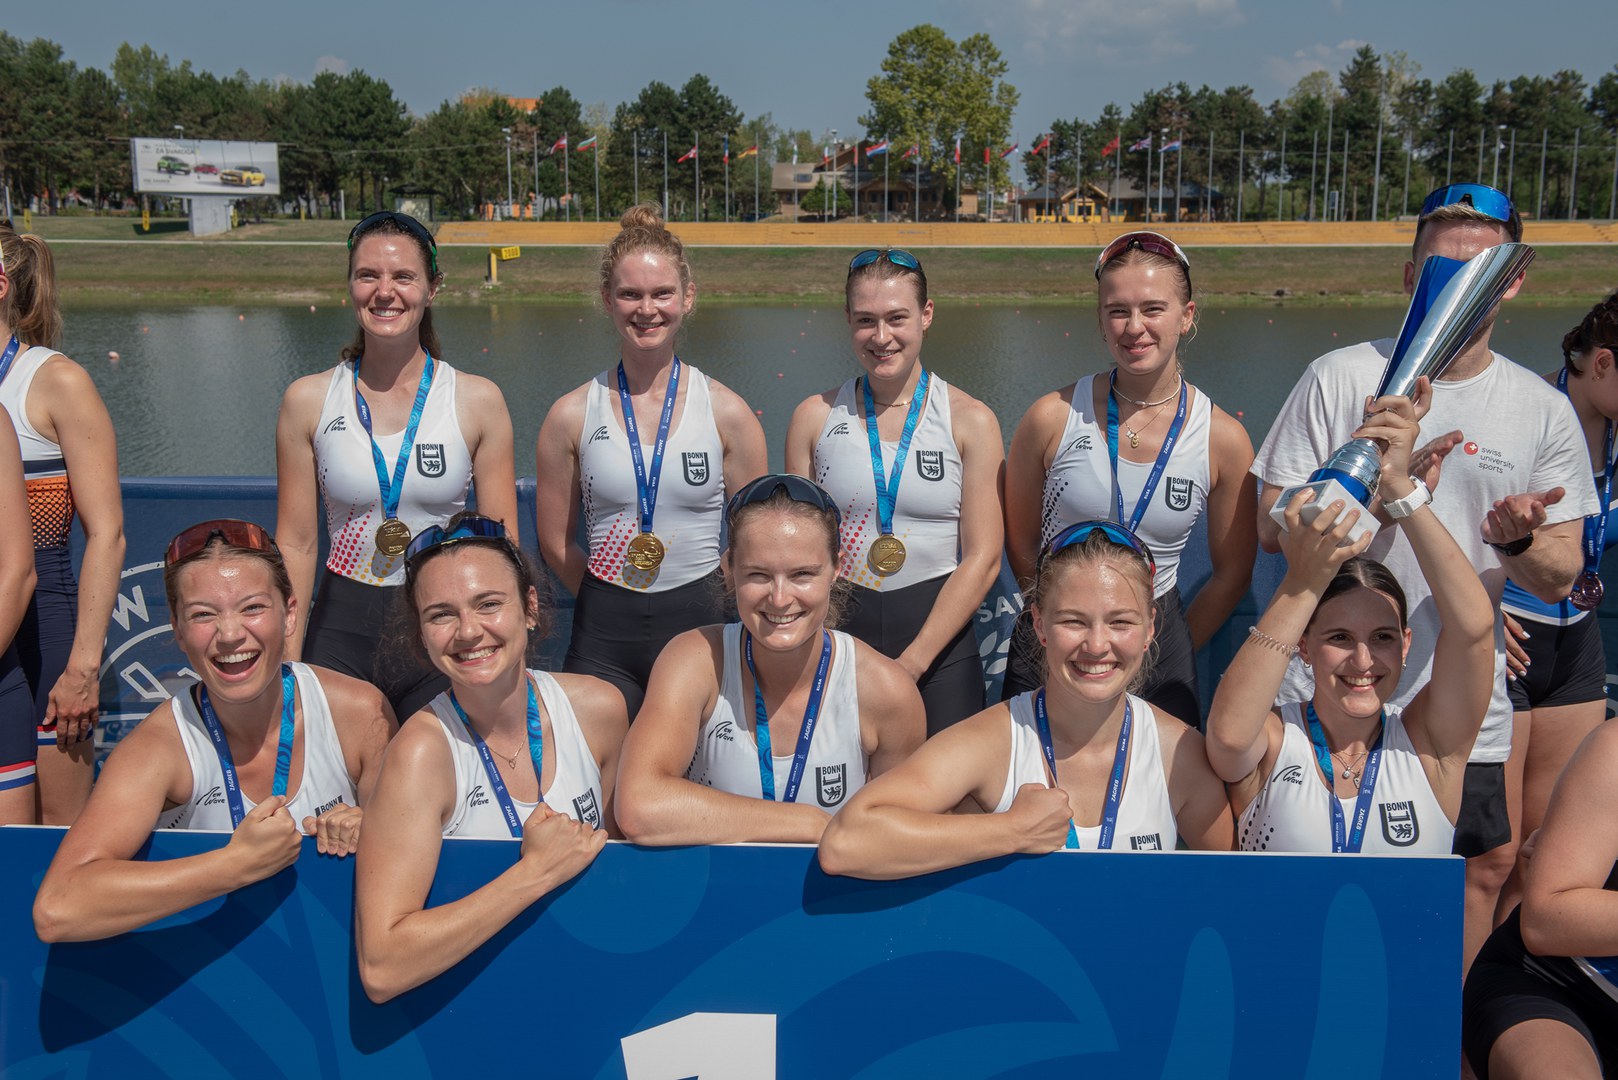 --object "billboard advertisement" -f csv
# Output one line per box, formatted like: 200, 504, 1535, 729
130, 137, 282, 196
